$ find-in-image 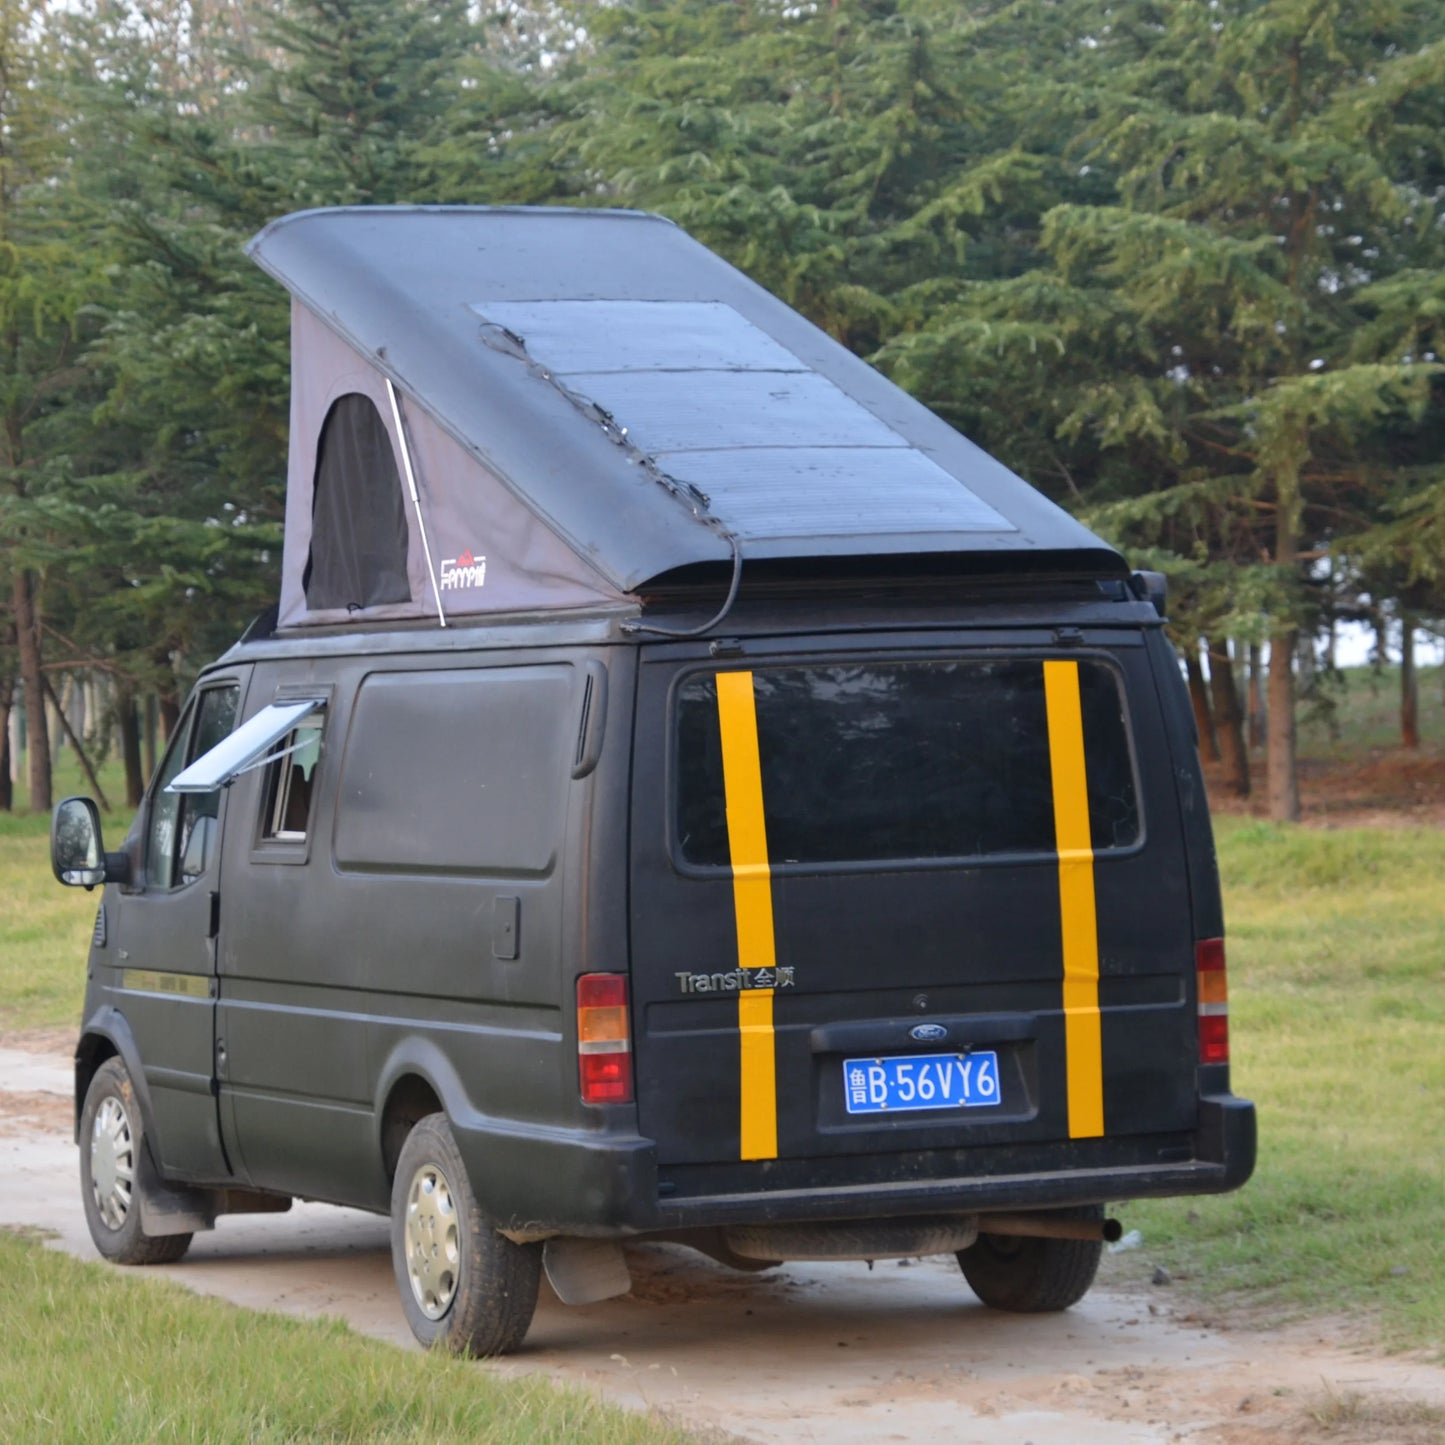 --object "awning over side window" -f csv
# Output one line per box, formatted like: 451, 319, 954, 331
166, 699, 325, 794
